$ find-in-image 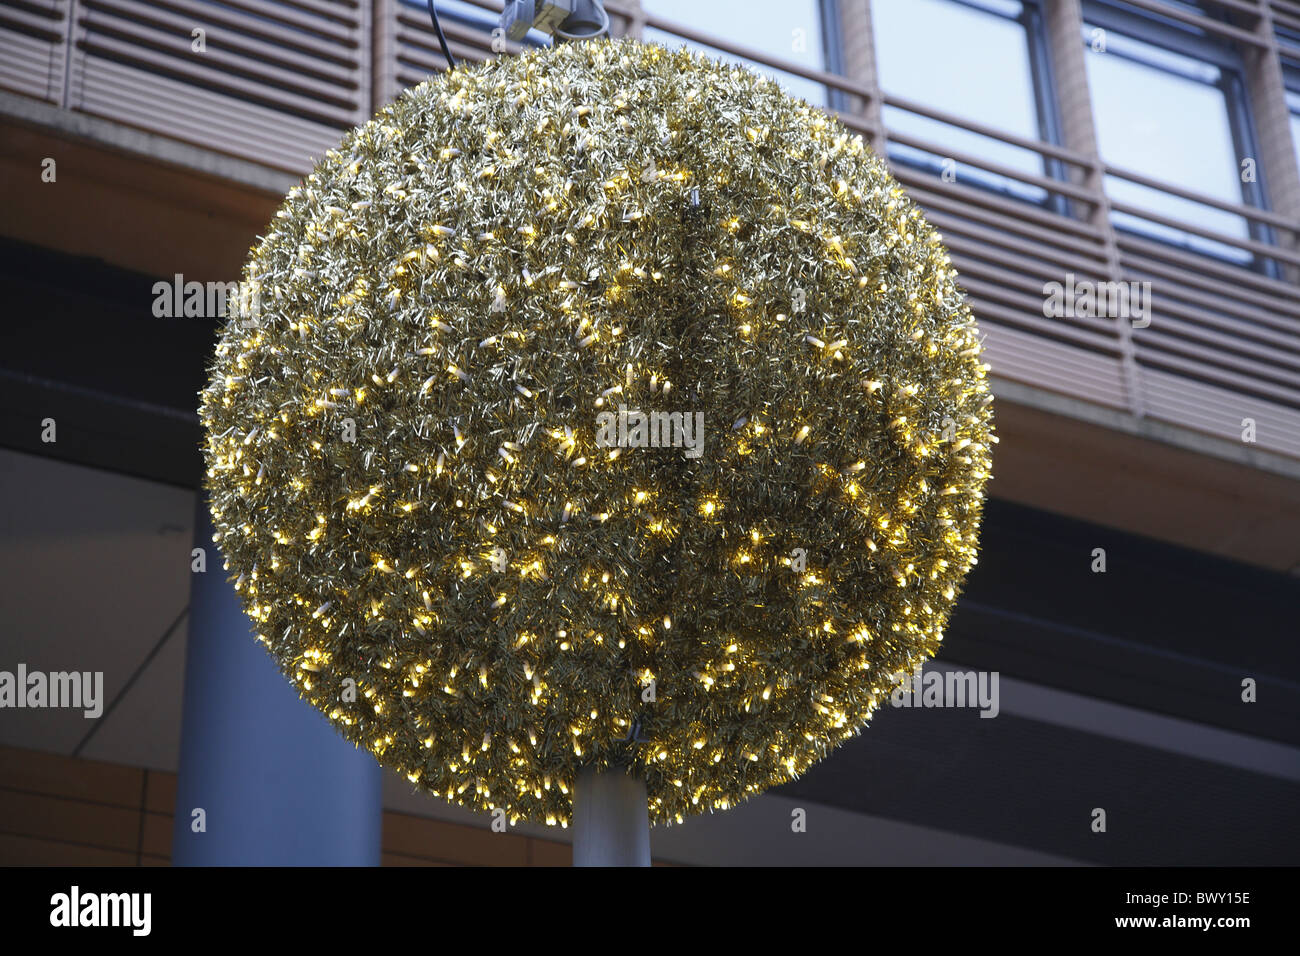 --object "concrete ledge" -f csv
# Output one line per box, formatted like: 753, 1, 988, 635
992, 376, 1300, 483
0, 90, 298, 197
